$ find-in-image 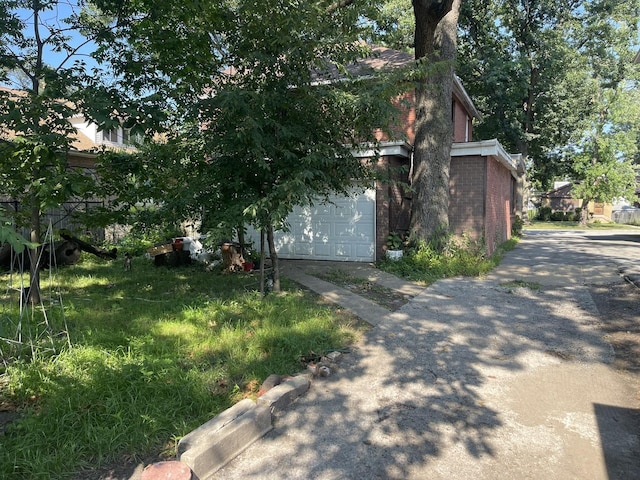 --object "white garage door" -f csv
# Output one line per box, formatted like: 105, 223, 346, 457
248, 189, 376, 262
